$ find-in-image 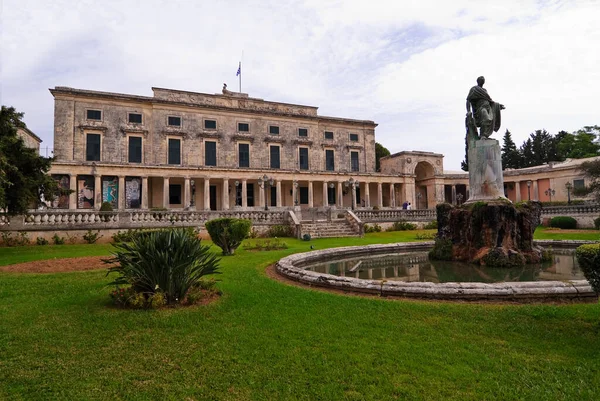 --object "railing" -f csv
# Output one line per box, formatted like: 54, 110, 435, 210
345, 210, 364, 236
355, 209, 436, 222
541, 204, 600, 215
0, 209, 288, 231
